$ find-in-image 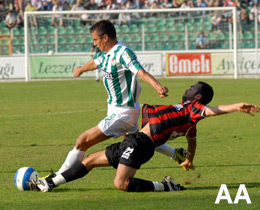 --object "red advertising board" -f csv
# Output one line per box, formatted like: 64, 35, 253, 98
167, 53, 212, 75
